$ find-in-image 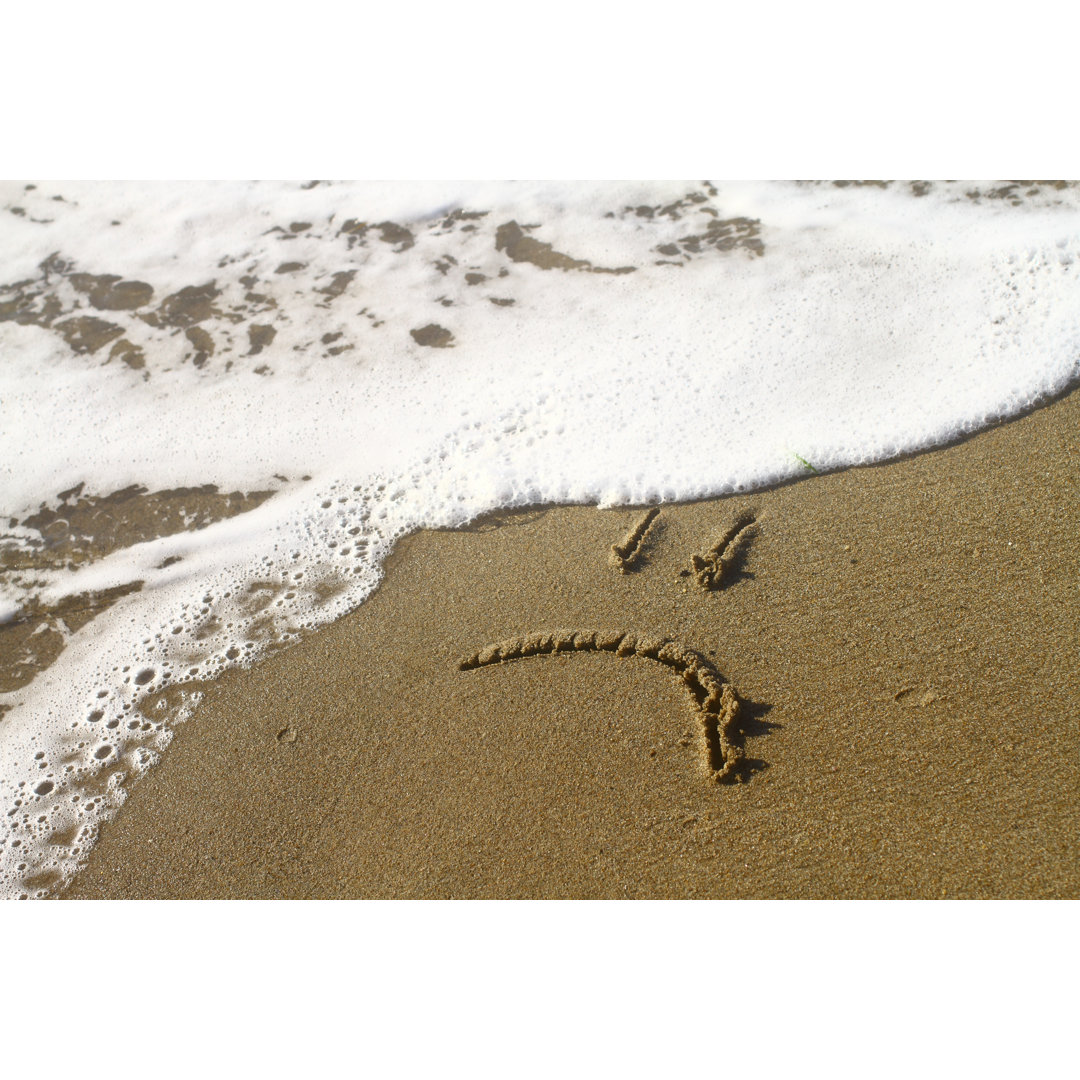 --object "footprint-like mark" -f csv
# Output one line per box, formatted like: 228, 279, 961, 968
609, 508, 661, 573
459, 629, 745, 782
690, 509, 758, 590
